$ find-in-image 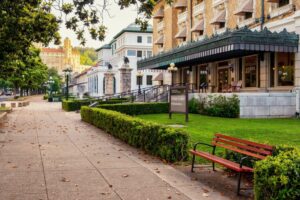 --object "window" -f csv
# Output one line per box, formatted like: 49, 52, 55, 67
244, 55, 257, 87
147, 36, 152, 43
147, 51, 152, 58
137, 36, 142, 43
277, 52, 294, 86
244, 12, 252, 20
219, 22, 225, 29
127, 50, 136, 56
146, 75, 153, 85
136, 76, 143, 85
279, 0, 289, 7
137, 50, 143, 58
